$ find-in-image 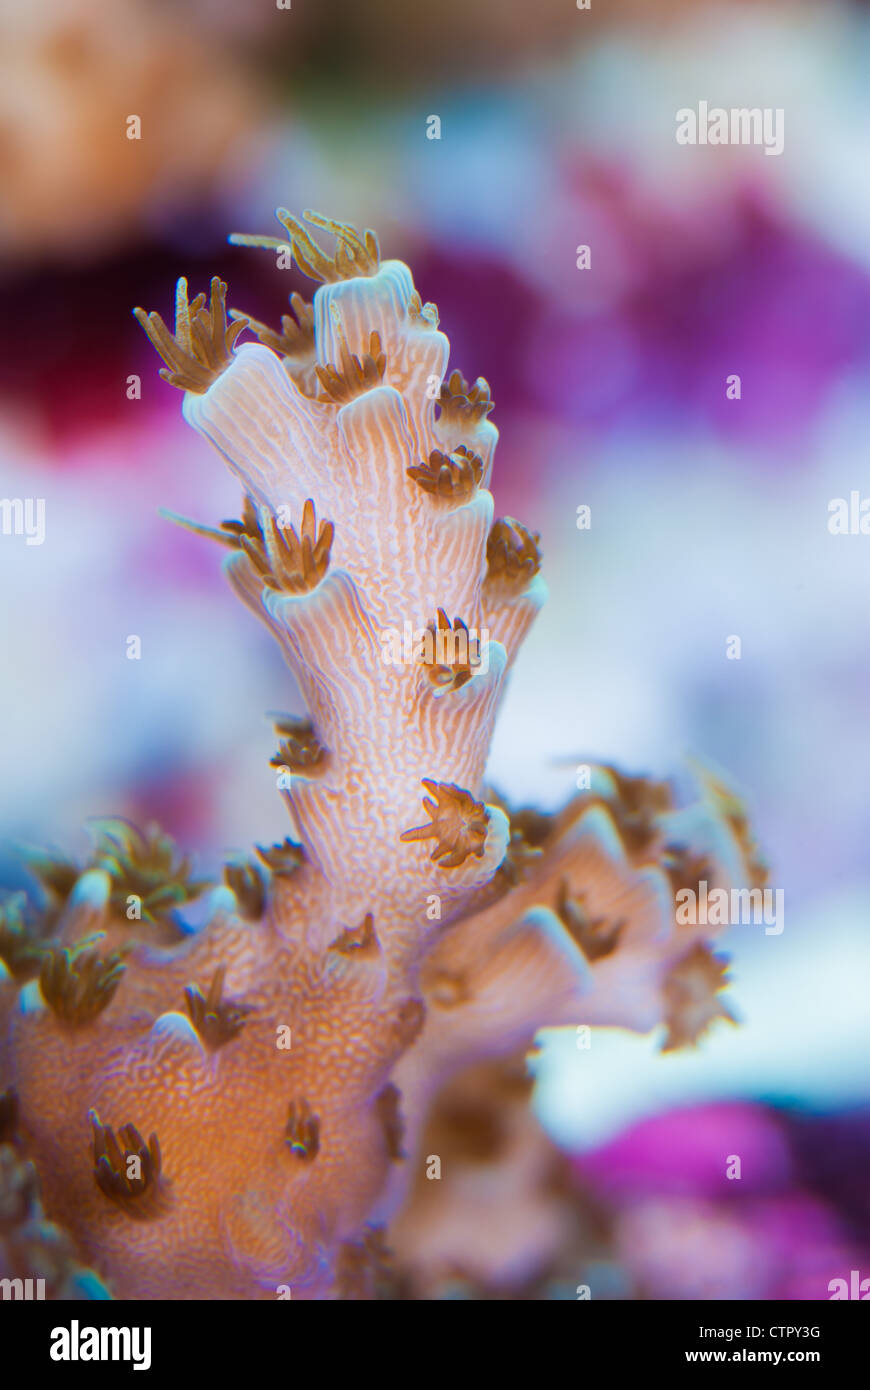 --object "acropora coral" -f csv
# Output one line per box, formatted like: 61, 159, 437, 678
0, 210, 763, 1299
